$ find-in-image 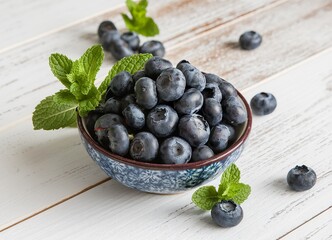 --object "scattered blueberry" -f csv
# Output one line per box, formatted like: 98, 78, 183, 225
156, 68, 186, 102
122, 104, 145, 130
94, 114, 124, 147
202, 83, 222, 102
208, 124, 231, 153
239, 31, 262, 50
287, 165, 317, 191
250, 92, 277, 116
98, 20, 117, 38
223, 96, 247, 125
130, 132, 159, 162
100, 30, 121, 52
109, 38, 134, 60
108, 71, 133, 97
144, 56, 173, 80
178, 114, 210, 147
191, 145, 214, 162
159, 137, 192, 164
202, 98, 223, 127
139, 40, 165, 57
177, 60, 206, 91
121, 32, 140, 51
103, 97, 122, 114
135, 77, 158, 110
108, 124, 129, 156
146, 105, 179, 138
211, 200, 243, 228
174, 88, 204, 115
